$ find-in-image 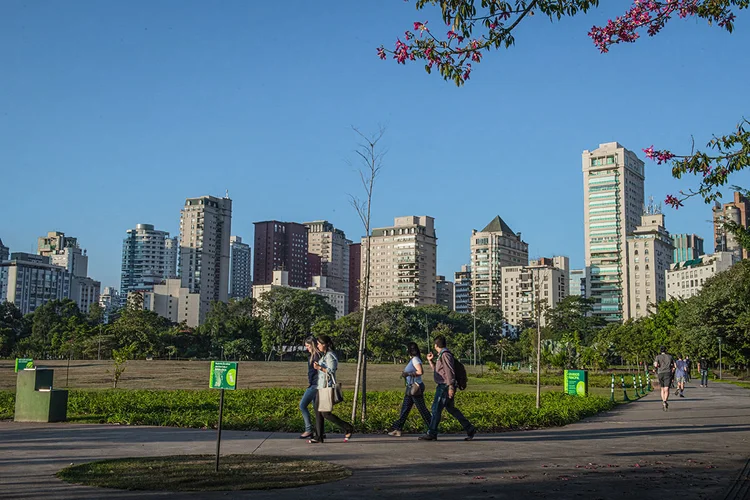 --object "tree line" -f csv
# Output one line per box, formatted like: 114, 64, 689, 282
1, 260, 748, 373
